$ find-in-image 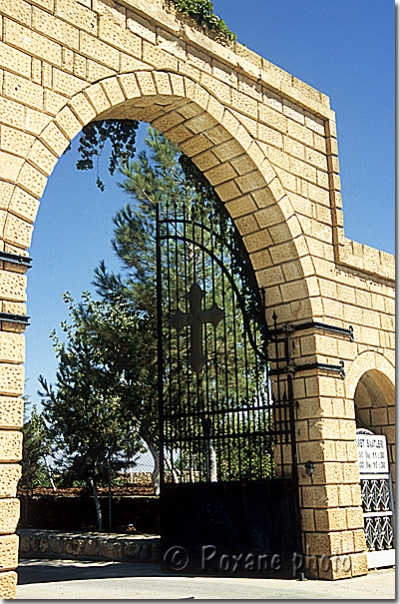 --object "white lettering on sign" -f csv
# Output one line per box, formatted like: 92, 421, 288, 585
356, 433, 389, 474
